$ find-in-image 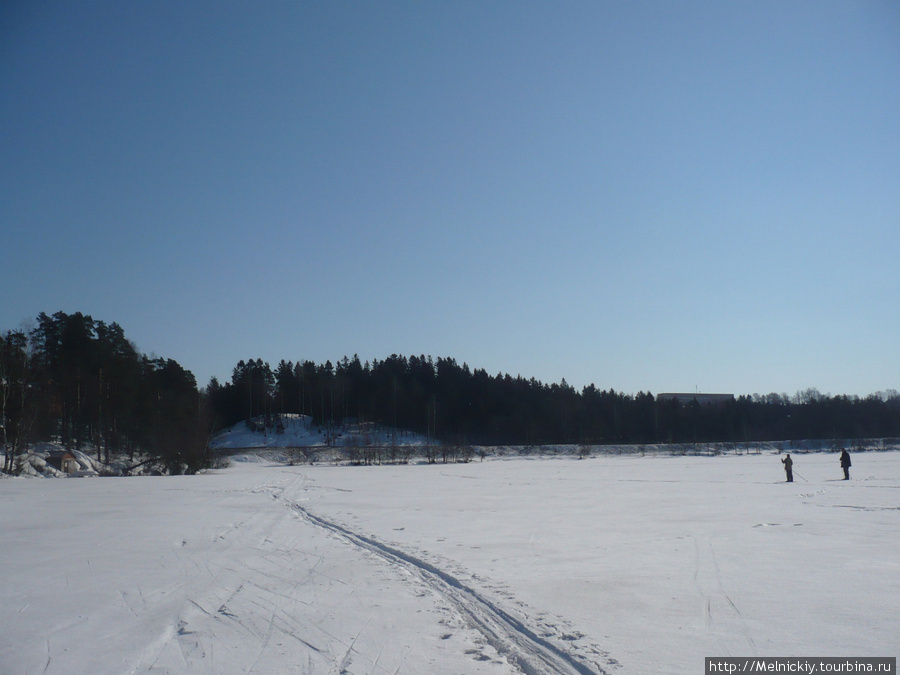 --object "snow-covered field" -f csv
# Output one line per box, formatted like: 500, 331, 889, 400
2, 451, 898, 674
